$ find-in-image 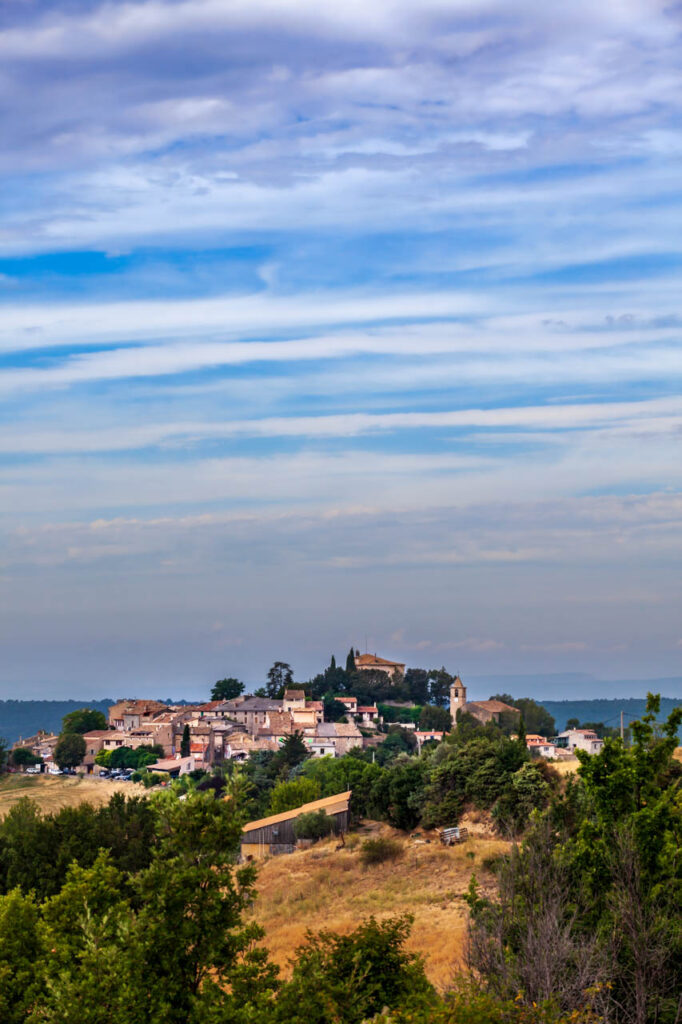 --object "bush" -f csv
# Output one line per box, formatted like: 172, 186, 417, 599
360, 836, 403, 865
141, 772, 165, 789
294, 810, 335, 841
